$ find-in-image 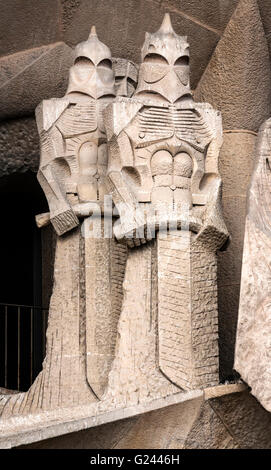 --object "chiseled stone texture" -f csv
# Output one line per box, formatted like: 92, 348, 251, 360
185, 390, 271, 449
0, 0, 61, 57
235, 119, 271, 412
194, 0, 271, 132
258, 0, 271, 56
20, 390, 271, 449
209, 391, 271, 449
218, 132, 256, 379
0, 42, 73, 121
193, 0, 262, 380
61, 0, 82, 32
62, 0, 220, 89
184, 401, 238, 449
161, 0, 238, 33
0, 117, 39, 177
